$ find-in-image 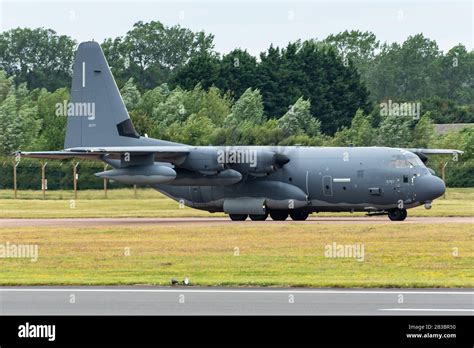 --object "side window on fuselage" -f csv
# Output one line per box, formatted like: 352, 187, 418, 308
389, 155, 412, 169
